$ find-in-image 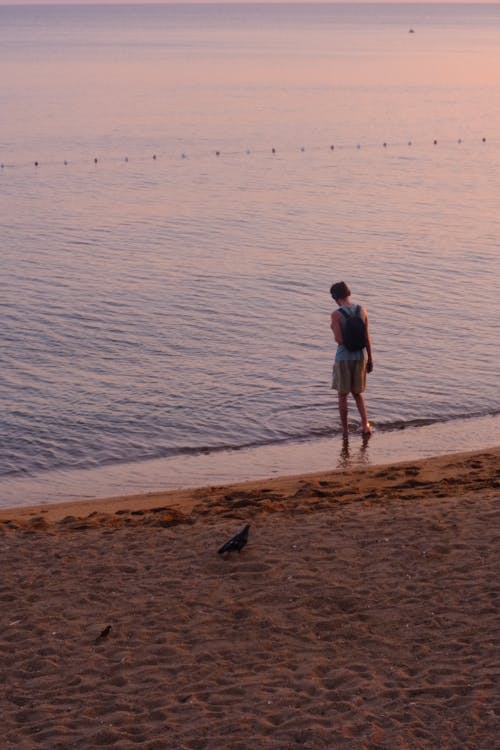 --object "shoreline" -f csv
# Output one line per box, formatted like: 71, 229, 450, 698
1, 446, 498, 748
1, 412, 499, 512
1, 446, 498, 527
